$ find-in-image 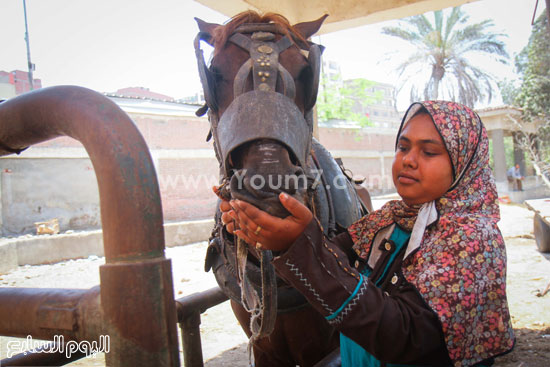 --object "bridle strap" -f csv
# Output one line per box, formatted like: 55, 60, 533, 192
229, 32, 296, 98
228, 33, 252, 51
233, 59, 253, 98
